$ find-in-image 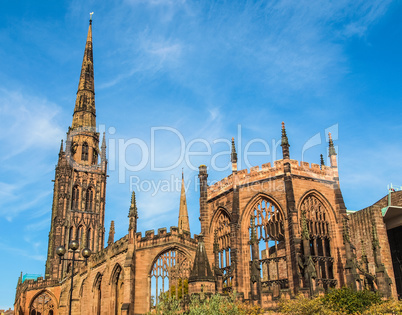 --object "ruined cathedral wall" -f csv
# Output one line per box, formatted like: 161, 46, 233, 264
133, 227, 197, 314
15, 279, 61, 315
57, 235, 129, 315
348, 206, 397, 298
